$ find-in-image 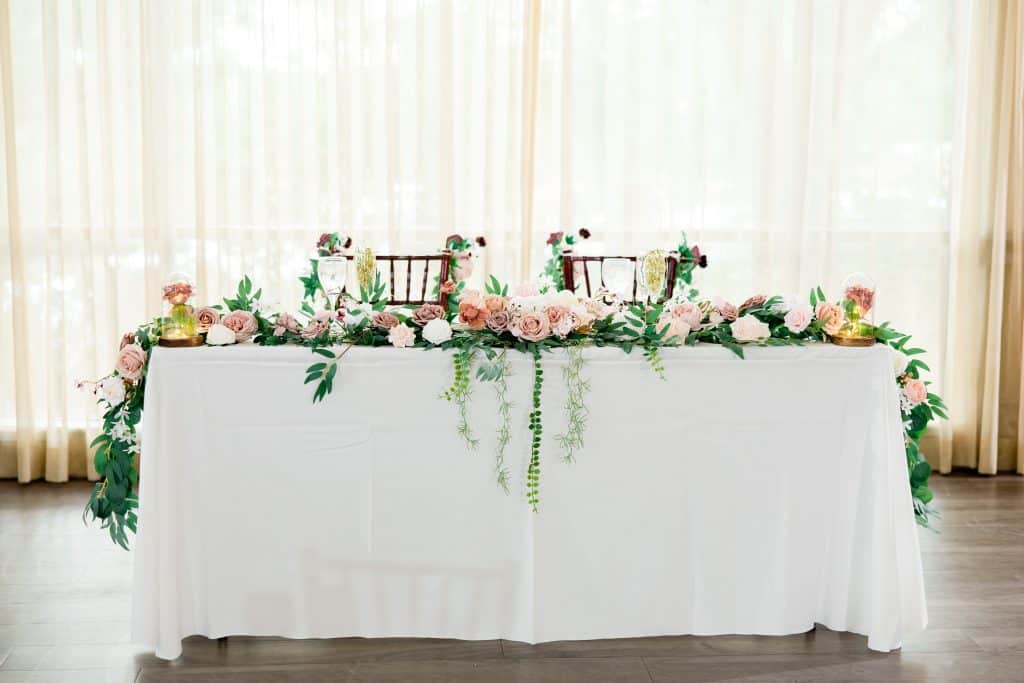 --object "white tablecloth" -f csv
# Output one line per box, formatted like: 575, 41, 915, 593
133, 343, 926, 659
